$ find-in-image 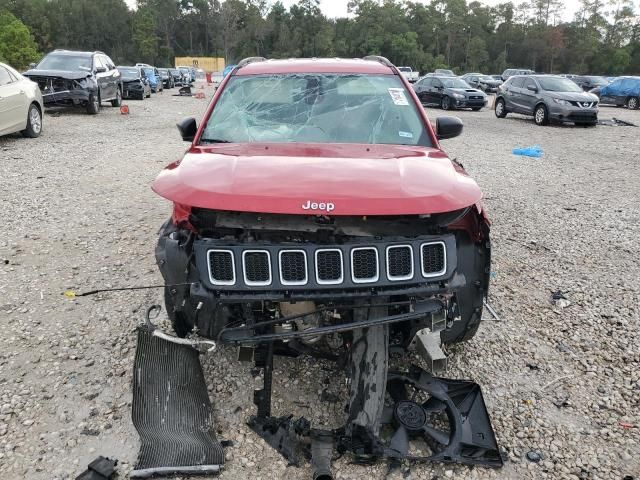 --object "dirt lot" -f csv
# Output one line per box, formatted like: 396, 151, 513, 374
0, 86, 638, 480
